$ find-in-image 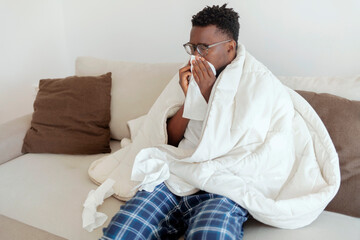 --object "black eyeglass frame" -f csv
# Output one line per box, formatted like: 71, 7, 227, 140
183, 39, 232, 57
